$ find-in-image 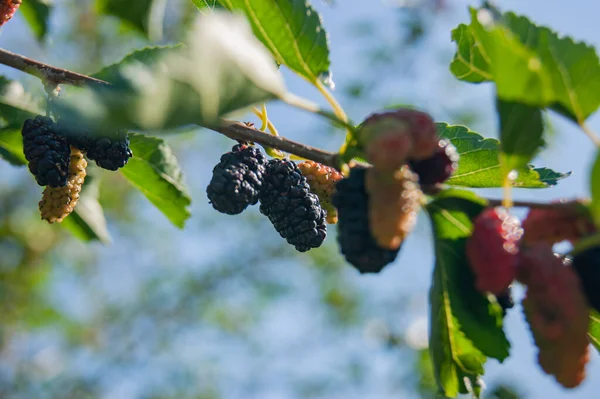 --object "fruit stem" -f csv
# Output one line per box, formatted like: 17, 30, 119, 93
579, 122, 600, 147
313, 79, 354, 153
280, 93, 357, 132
